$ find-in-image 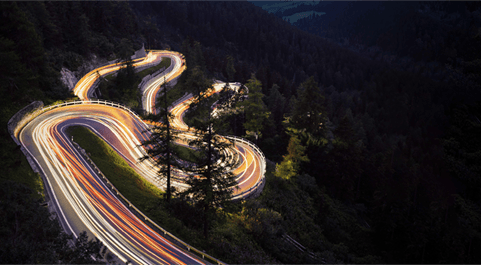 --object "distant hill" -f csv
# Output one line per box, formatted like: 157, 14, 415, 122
265, 1, 481, 66
251, 1, 319, 15
251, 1, 347, 26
